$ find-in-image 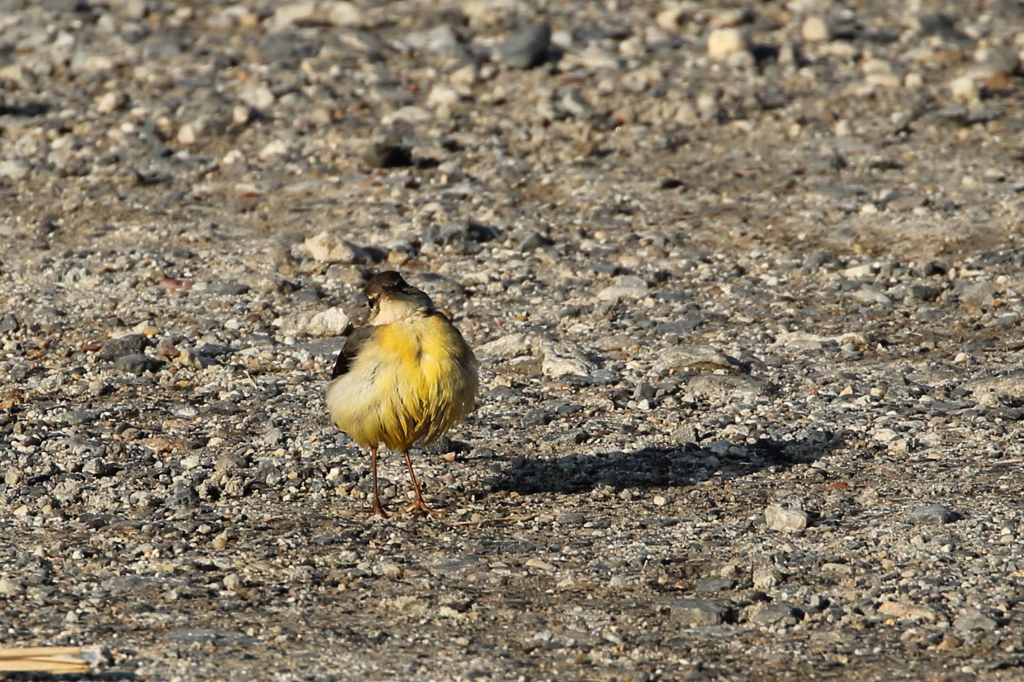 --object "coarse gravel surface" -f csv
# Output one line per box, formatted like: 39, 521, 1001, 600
3, 0, 1024, 681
